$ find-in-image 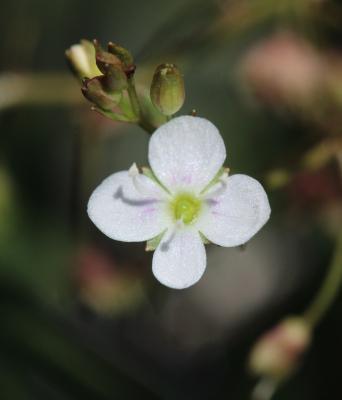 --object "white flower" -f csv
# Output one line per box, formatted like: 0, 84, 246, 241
87, 116, 271, 289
